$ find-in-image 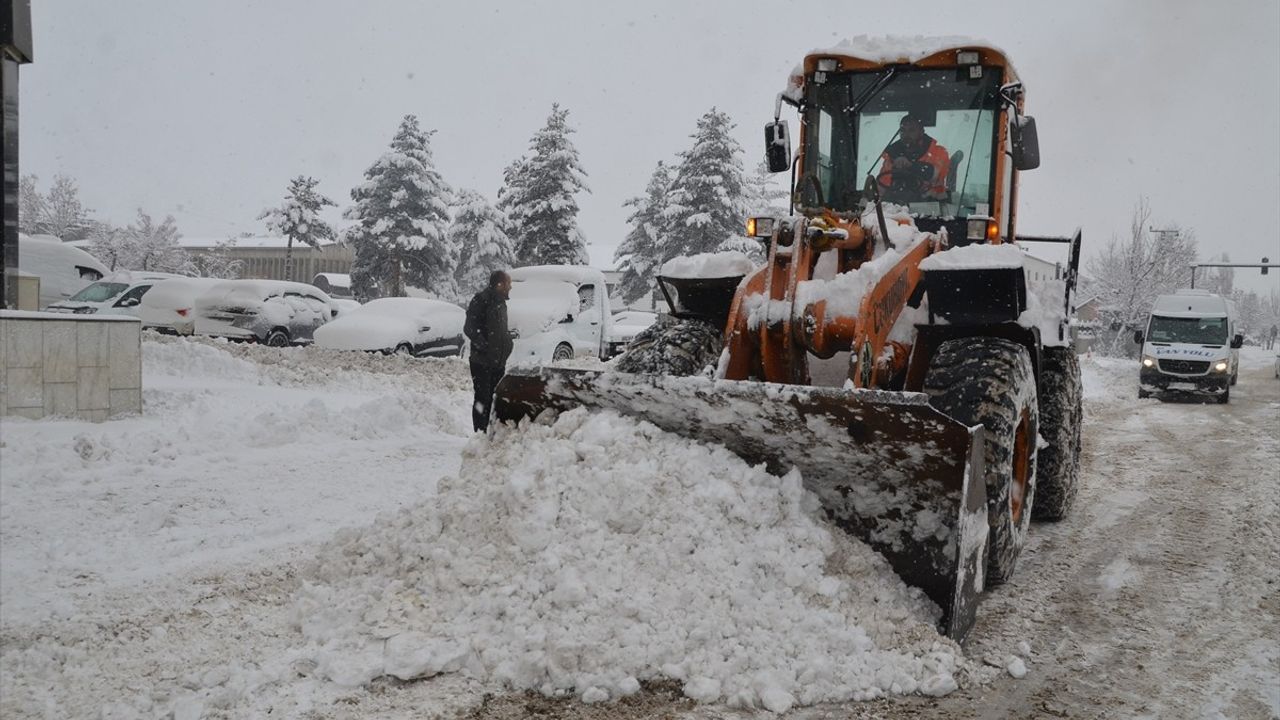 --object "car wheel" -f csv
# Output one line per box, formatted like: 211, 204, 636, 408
395, 343, 414, 356
552, 343, 574, 362
265, 329, 290, 347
